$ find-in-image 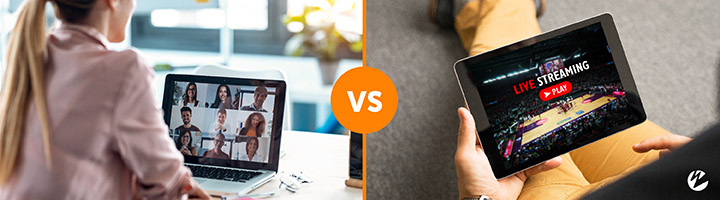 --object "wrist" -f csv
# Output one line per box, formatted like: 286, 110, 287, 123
459, 187, 498, 200
459, 191, 492, 200
460, 195, 492, 200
